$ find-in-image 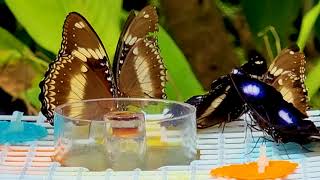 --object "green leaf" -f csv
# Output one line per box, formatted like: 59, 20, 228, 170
6, 1, 203, 102
158, 27, 204, 101
314, 17, 320, 43
297, 2, 320, 107
0, 28, 32, 58
310, 92, 320, 108
0, 27, 46, 110
297, 2, 320, 50
23, 77, 42, 109
242, 0, 301, 48
306, 57, 320, 100
5, 0, 122, 59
